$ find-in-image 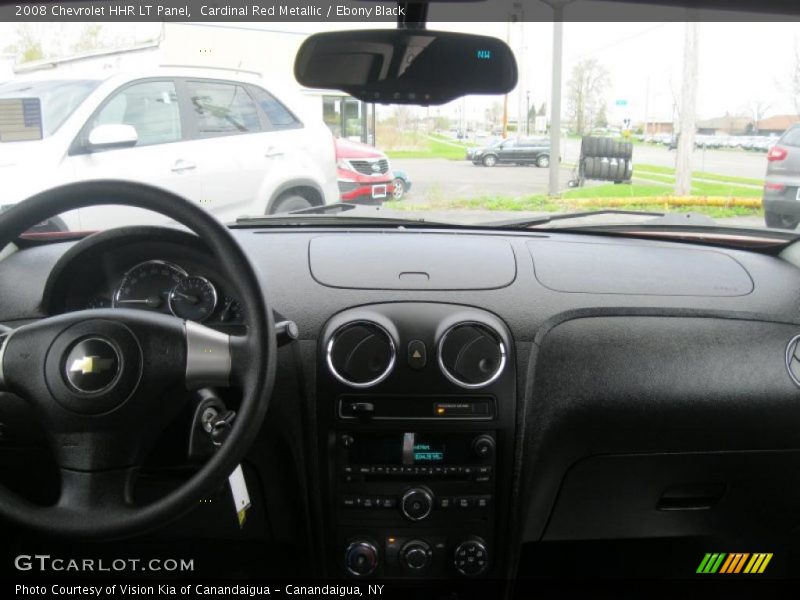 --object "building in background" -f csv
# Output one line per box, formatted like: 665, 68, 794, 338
757, 115, 800, 136
696, 114, 752, 136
